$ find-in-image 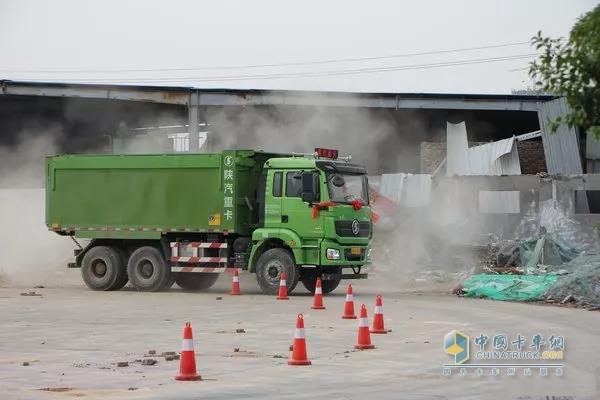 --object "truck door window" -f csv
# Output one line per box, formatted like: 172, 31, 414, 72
273, 172, 282, 197
286, 171, 320, 200
286, 171, 302, 197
